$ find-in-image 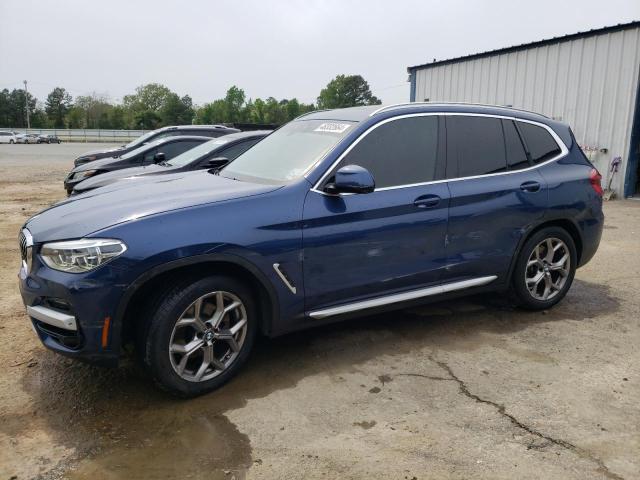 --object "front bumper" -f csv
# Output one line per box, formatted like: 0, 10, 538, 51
18, 256, 126, 366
